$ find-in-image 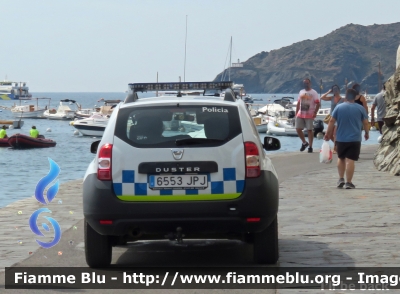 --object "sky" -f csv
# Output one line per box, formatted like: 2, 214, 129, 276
2, 0, 400, 92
